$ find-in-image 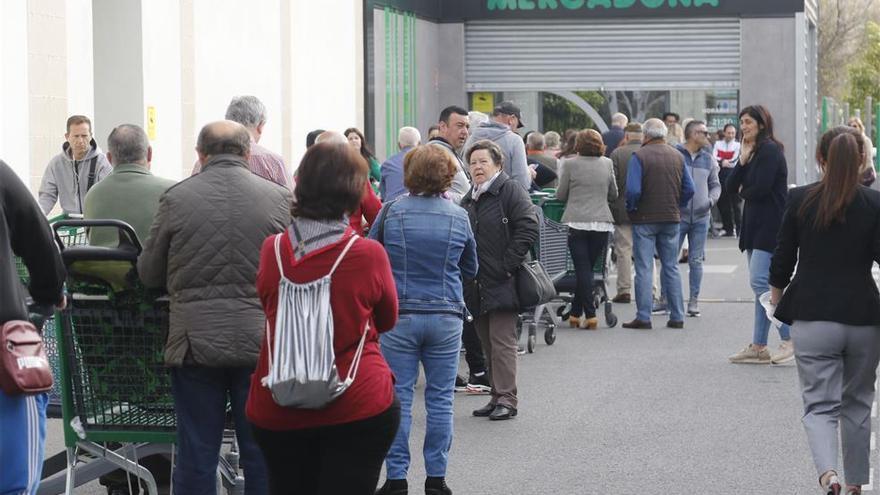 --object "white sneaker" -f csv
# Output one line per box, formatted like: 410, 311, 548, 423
770, 340, 795, 365
728, 344, 771, 364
